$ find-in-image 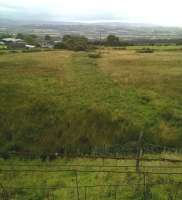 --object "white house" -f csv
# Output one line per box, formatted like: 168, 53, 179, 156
25, 44, 36, 49
2, 38, 26, 48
